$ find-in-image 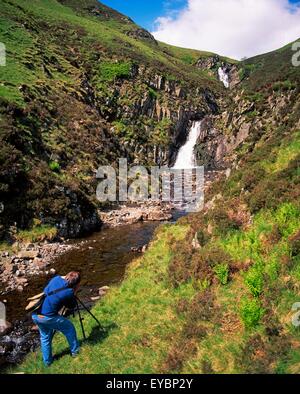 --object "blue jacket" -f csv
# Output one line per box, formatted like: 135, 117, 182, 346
40, 275, 76, 317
